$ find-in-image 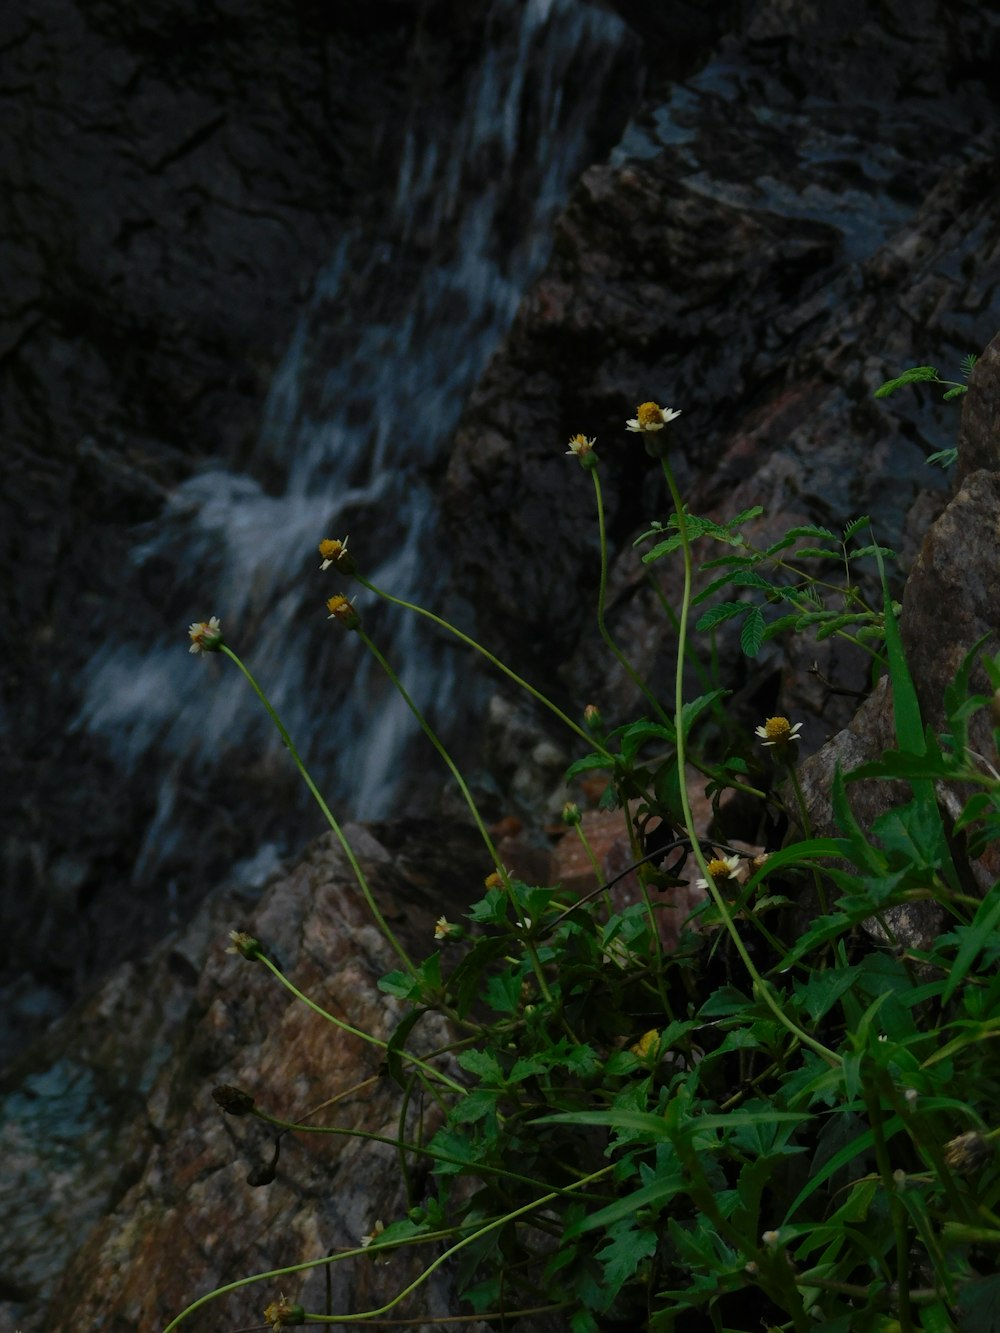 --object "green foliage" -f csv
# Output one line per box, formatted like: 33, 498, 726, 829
874, 353, 979, 468
175, 368, 1000, 1333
